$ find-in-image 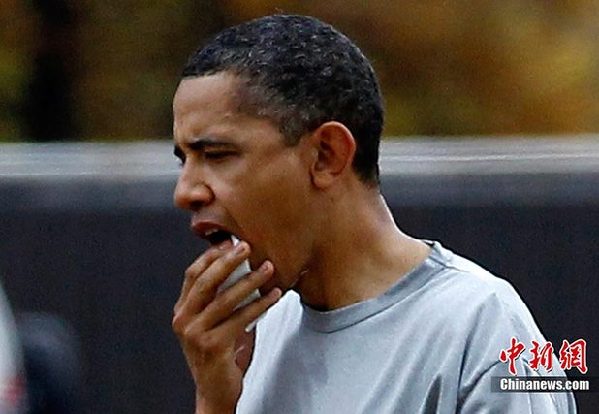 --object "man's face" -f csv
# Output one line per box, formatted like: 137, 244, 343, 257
172, 72, 316, 292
